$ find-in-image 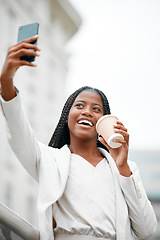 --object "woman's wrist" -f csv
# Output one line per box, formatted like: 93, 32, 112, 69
117, 162, 132, 177
0, 75, 16, 101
